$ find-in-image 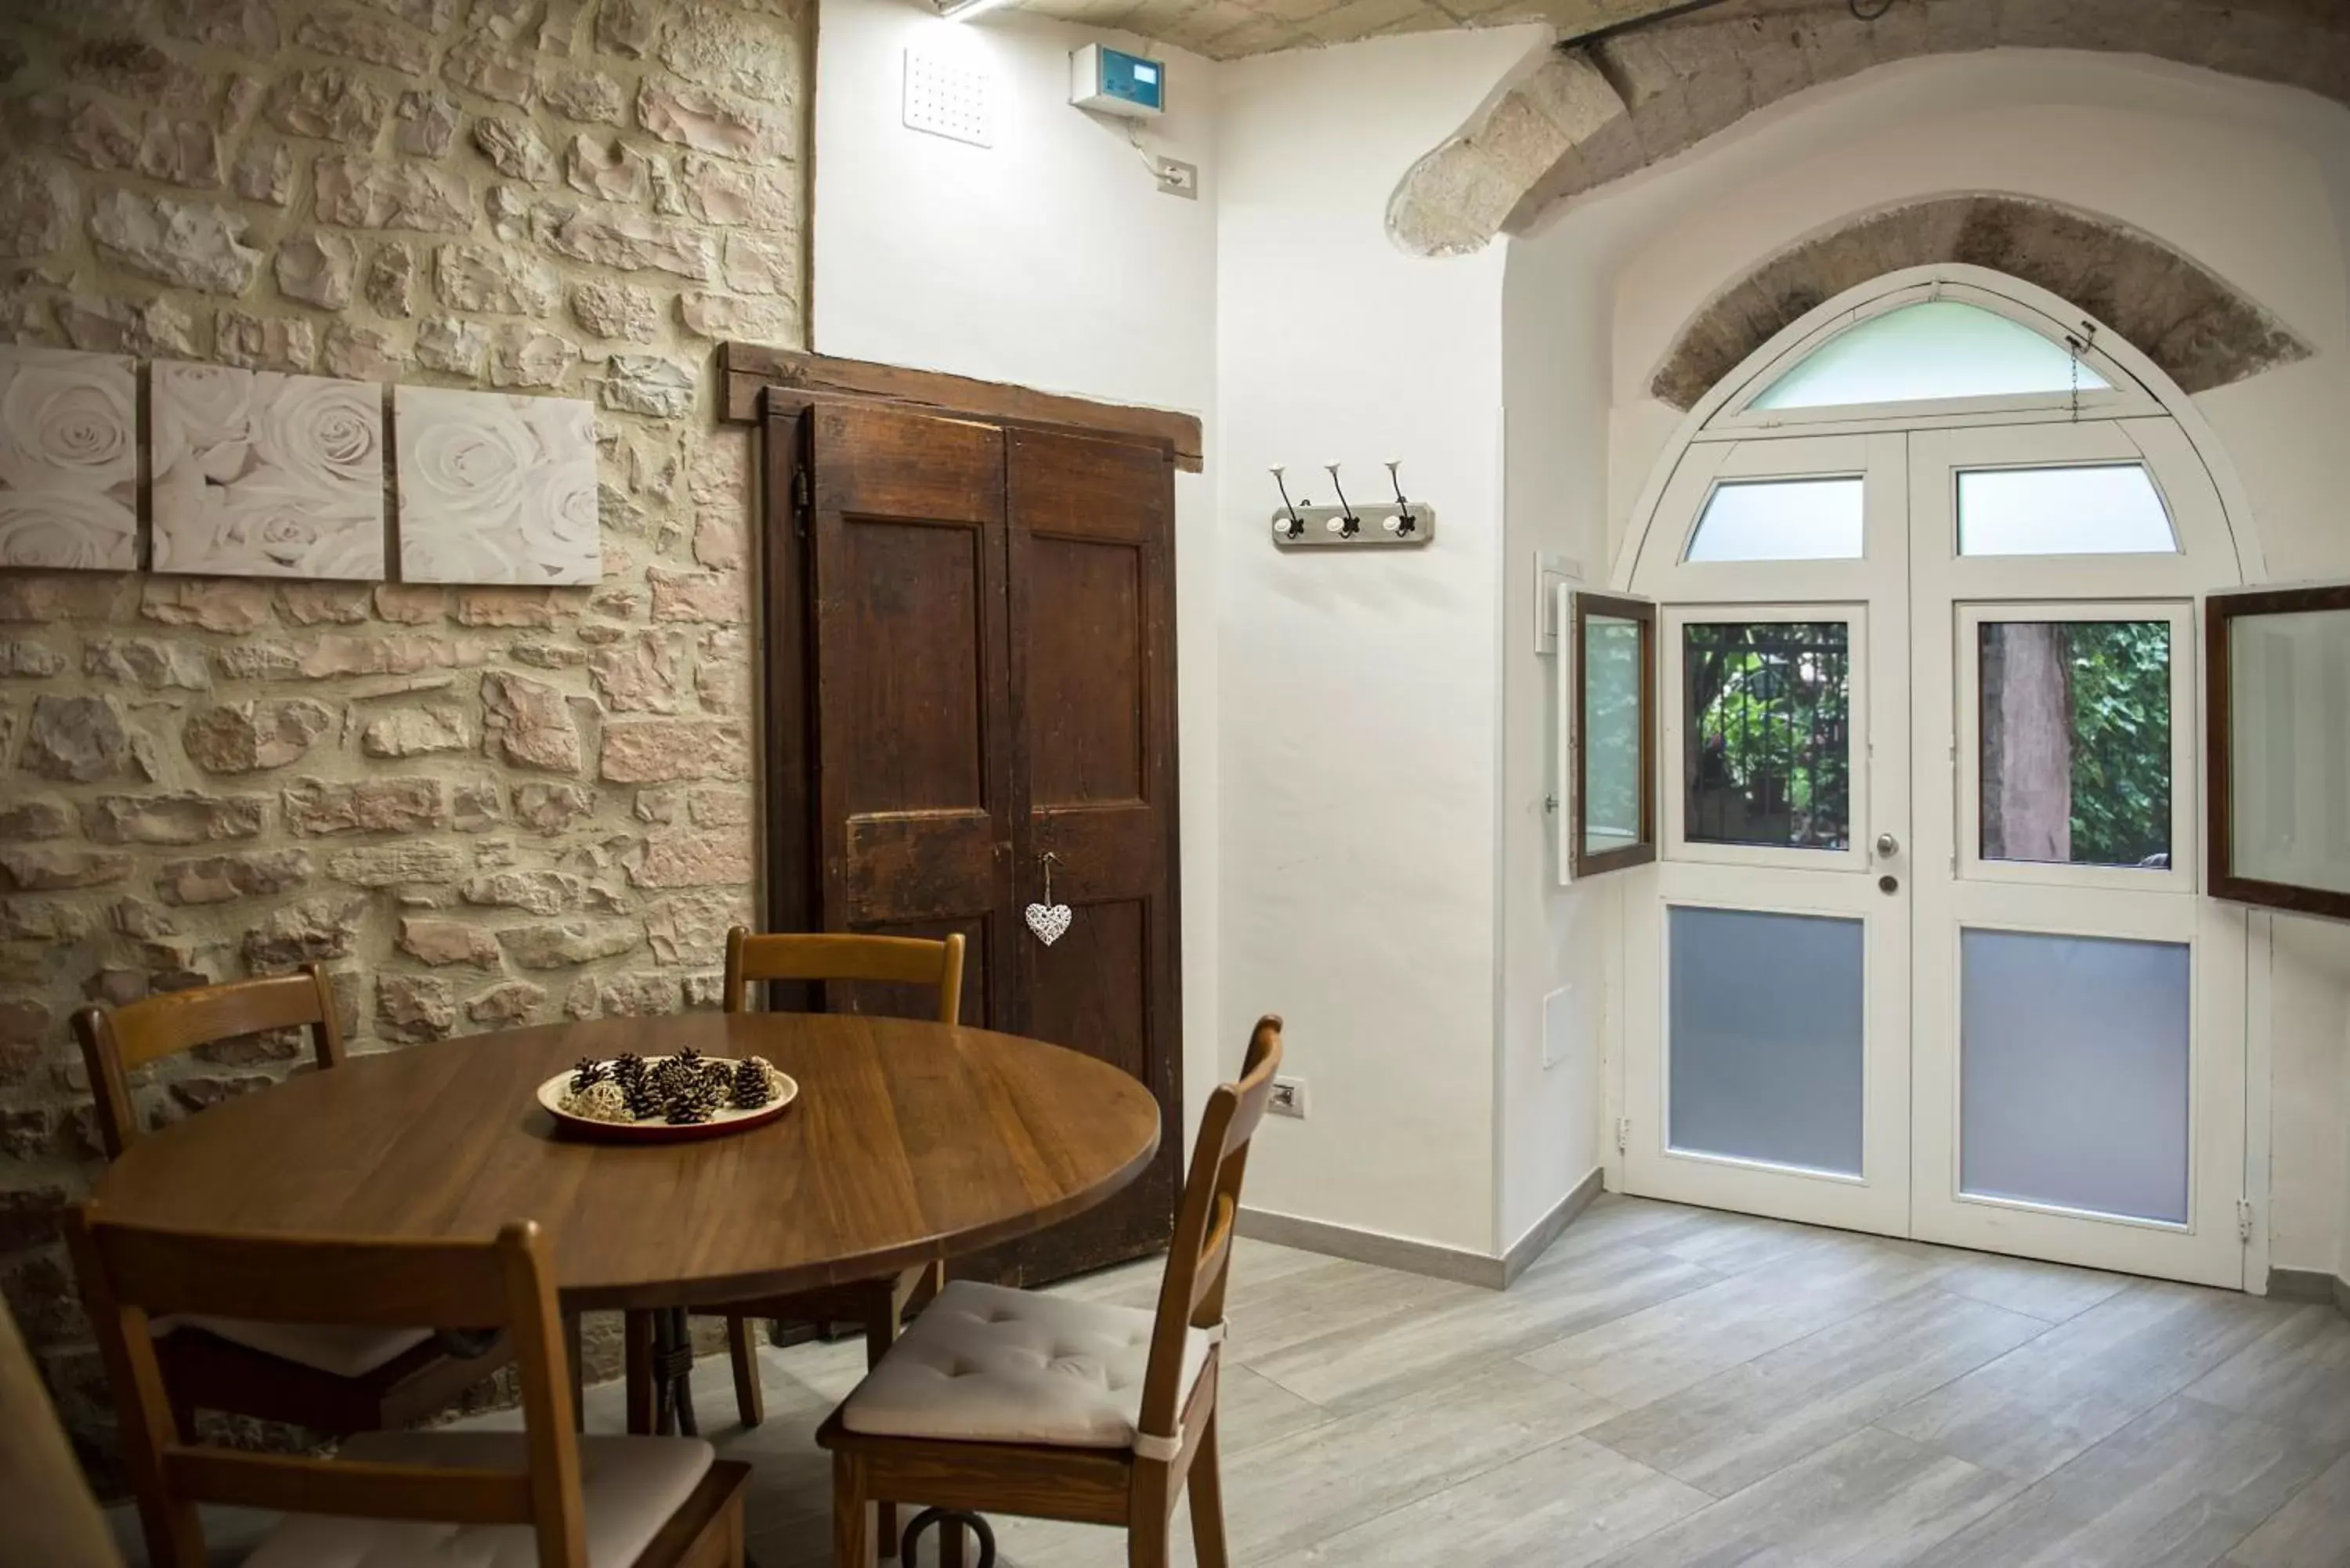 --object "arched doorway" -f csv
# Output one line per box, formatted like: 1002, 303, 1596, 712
1606, 264, 2257, 1288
